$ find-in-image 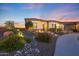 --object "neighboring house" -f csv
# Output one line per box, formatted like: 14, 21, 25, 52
24, 18, 64, 32
58, 18, 79, 32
